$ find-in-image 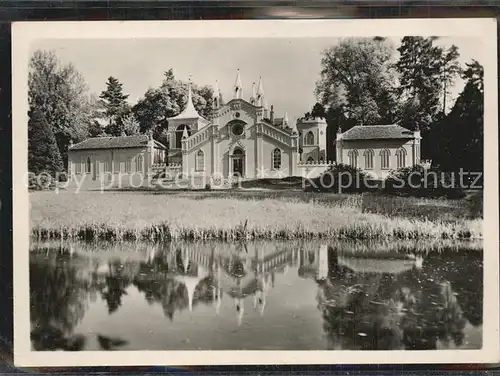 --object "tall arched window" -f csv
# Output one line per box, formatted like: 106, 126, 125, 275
196, 150, 205, 171
175, 124, 191, 149
364, 149, 374, 169
136, 154, 144, 173
305, 131, 314, 145
75, 159, 81, 174
86, 157, 91, 173
348, 149, 358, 168
272, 148, 282, 169
396, 148, 406, 169
380, 149, 390, 170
